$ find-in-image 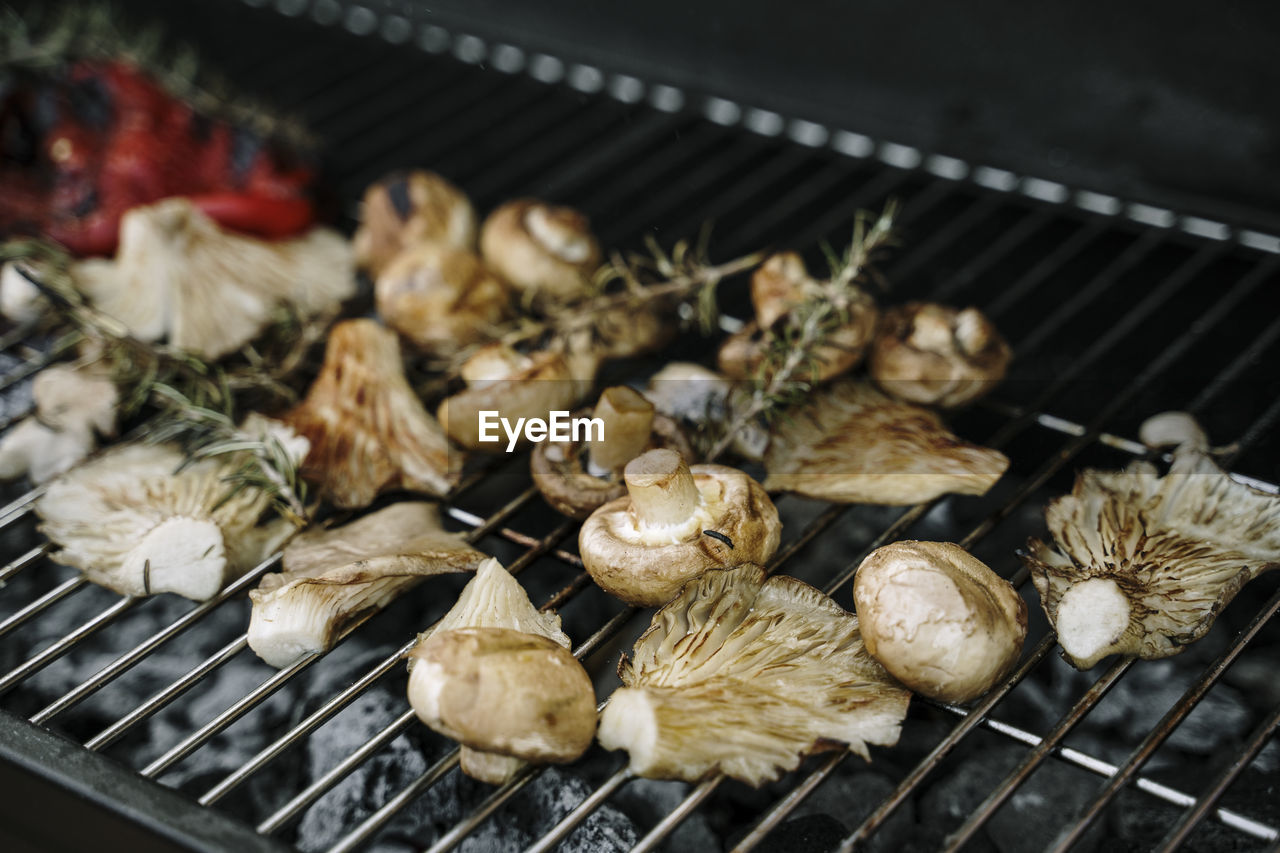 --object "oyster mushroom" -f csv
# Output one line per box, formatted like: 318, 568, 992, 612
375, 242, 511, 358
869, 302, 1011, 408
718, 251, 878, 383
436, 342, 595, 451
578, 448, 781, 606
531, 386, 694, 519
854, 541, 1027, 703
283, 319, 459, 509
0, 363, 119, 483
406, 558, 594, 783
643, 362, 768, 462
1023, 412, 1280, 670
247, 502, 485, 668
597, 563, 910, 785
479, 199, 601, 304
353, 170, 477, 277
35, 423, 306, 600
763, 380, 1009, 504
72, 198, 355, 360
